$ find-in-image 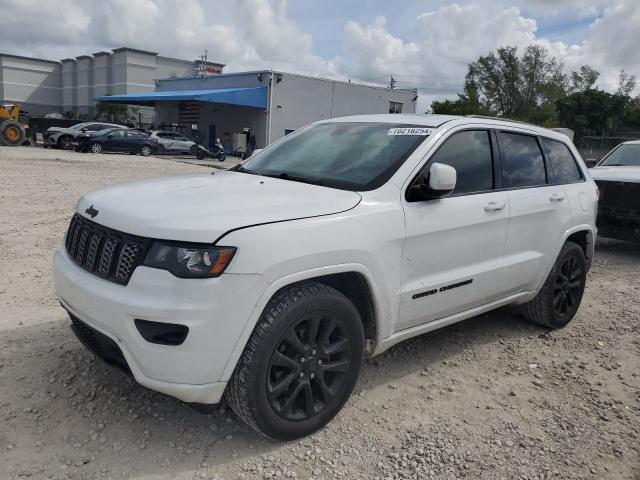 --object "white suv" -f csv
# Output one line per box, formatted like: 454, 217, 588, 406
53, 114, 598, 440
